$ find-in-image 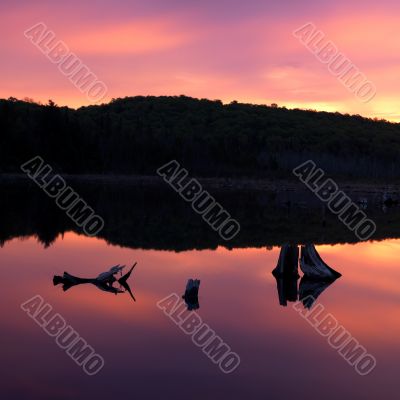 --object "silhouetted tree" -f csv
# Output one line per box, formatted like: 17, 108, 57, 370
0, 95, 399, 179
